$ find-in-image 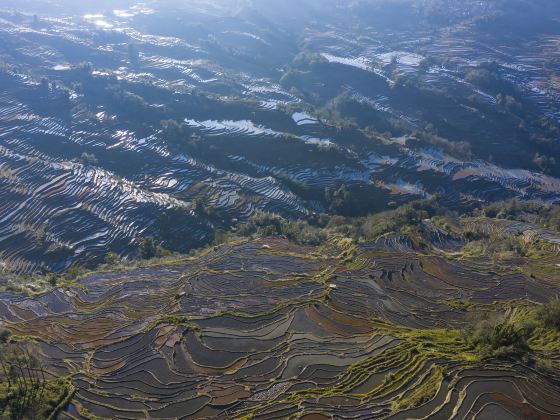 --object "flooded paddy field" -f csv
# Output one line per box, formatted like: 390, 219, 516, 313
1, 1, 560, 419
1, 0, 560, 270
1, 234, 559, 418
